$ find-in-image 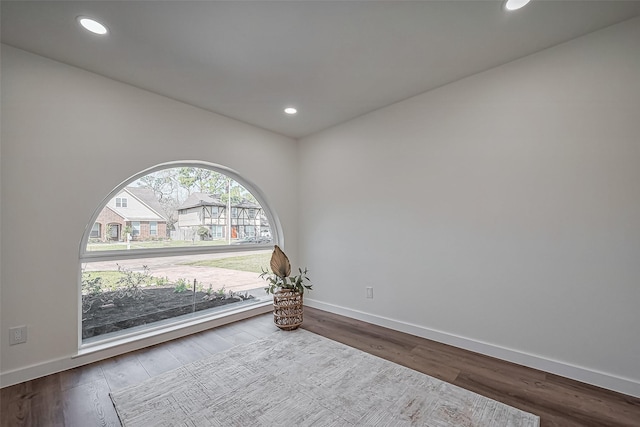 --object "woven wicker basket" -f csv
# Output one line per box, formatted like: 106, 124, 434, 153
273, 289, 303, 330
